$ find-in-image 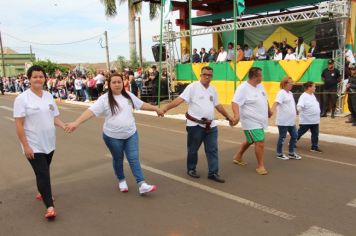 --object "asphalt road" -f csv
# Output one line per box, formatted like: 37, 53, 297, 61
1, 95, 356, 236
